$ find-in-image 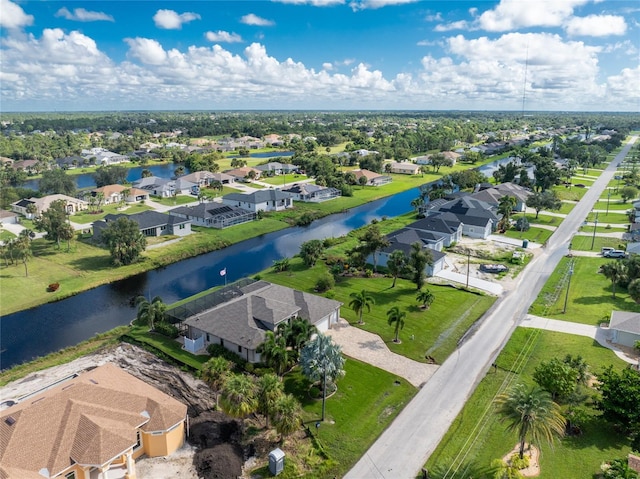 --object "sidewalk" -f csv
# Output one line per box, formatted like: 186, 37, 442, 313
520, 314, 638, 365
433, 269, 504, 295
487, 234, 542, 249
